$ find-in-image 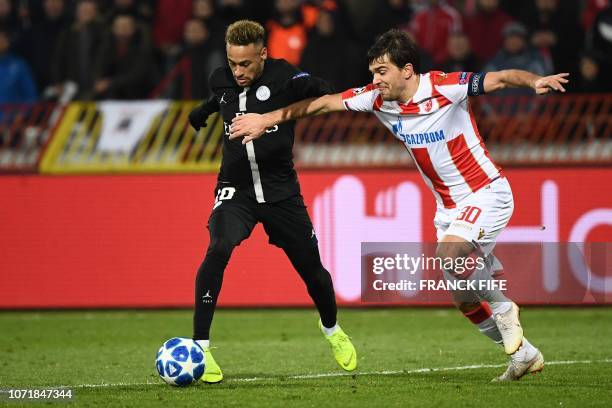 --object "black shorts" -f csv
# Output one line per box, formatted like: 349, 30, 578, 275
207, 184, 317, 249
